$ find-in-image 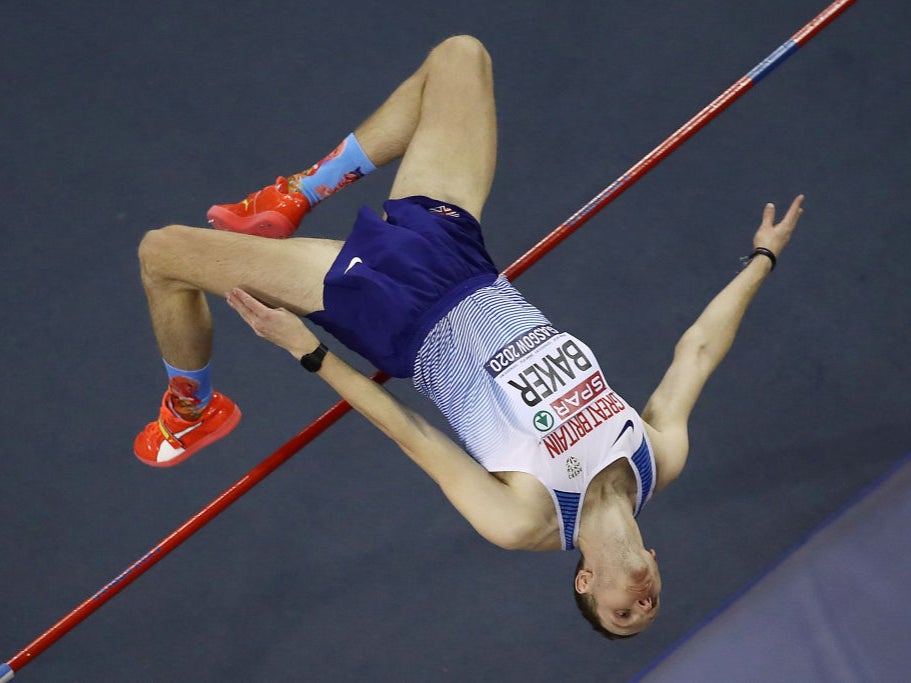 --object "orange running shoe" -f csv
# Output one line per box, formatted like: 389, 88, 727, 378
134, 391, 241, 467
206, 176, 311, 239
